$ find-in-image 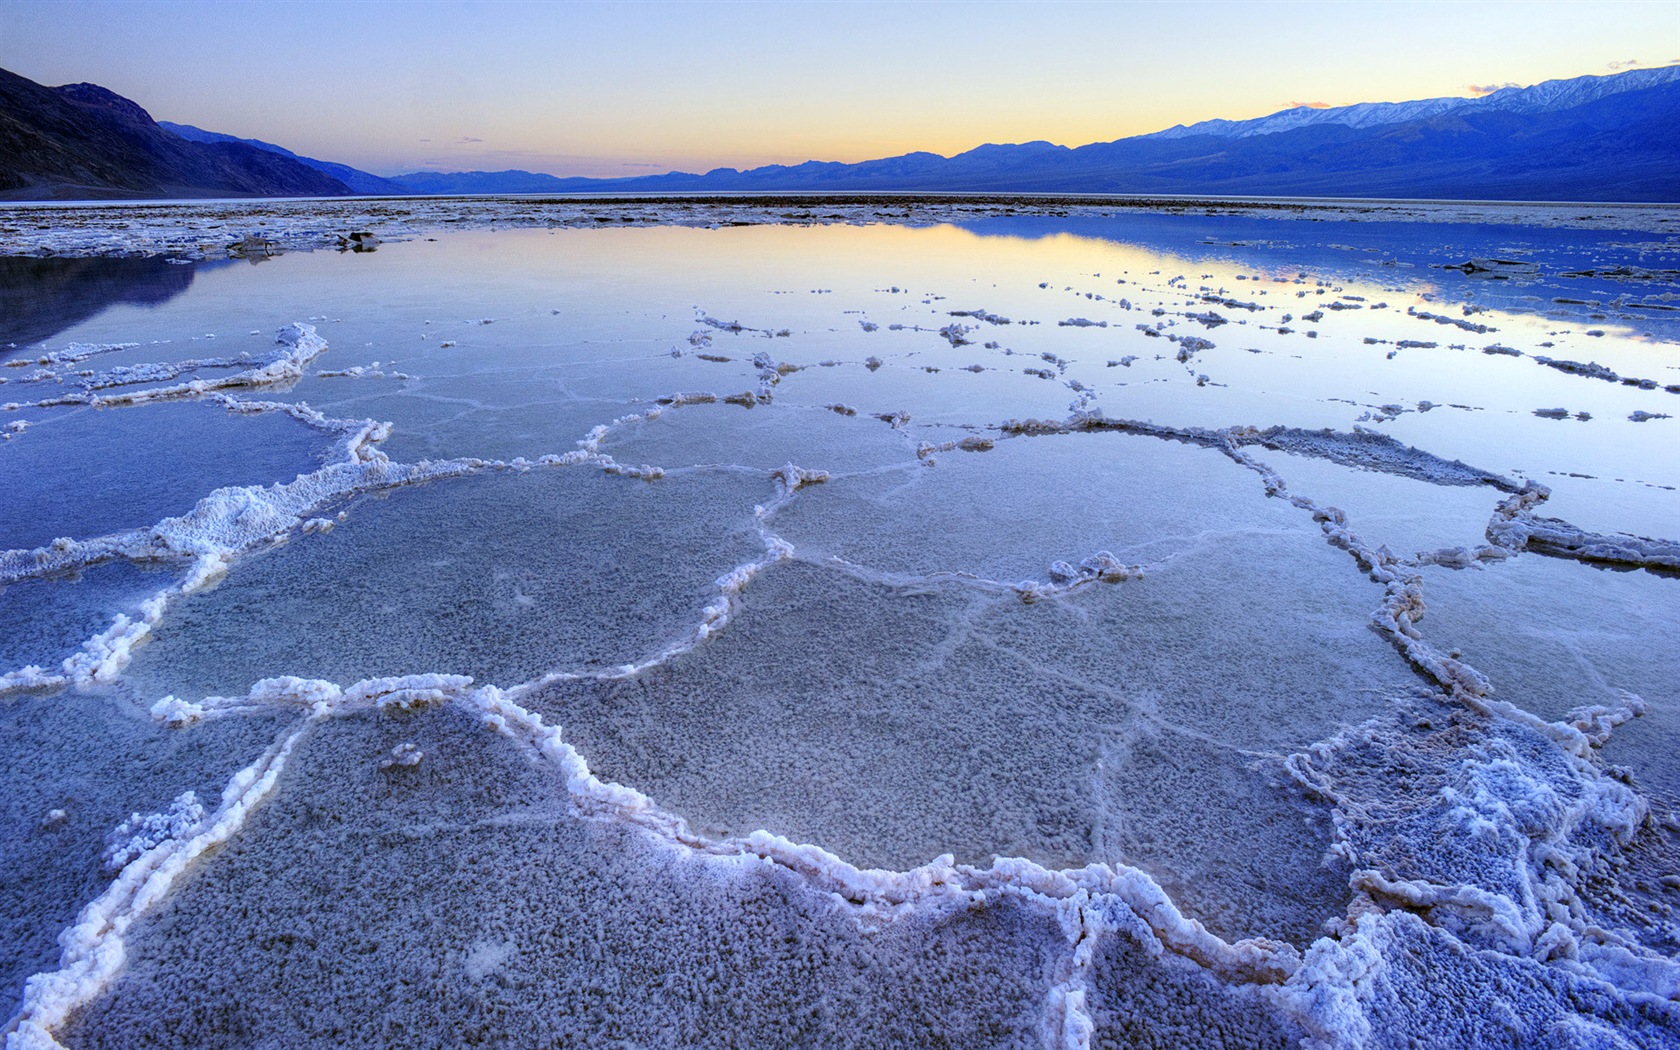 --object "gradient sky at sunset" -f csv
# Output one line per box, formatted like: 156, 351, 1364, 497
2, 0, 1675, 178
